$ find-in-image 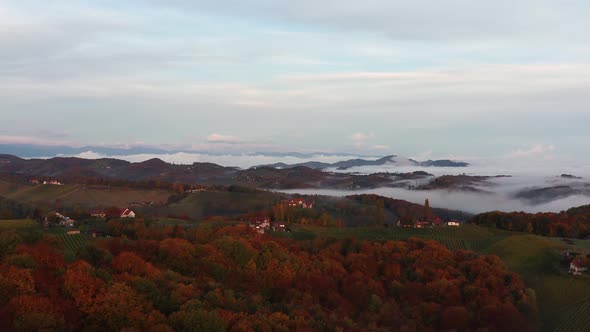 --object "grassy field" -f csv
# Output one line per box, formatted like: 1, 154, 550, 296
554, 297, 590, 332
165, 190, 280, 220
0, 181, 172, 209
0, 219, 38, 230
57, 232, 90, 260
485, 235, 590, 332
285, 224, 511, 251
281, 224, 590, 332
